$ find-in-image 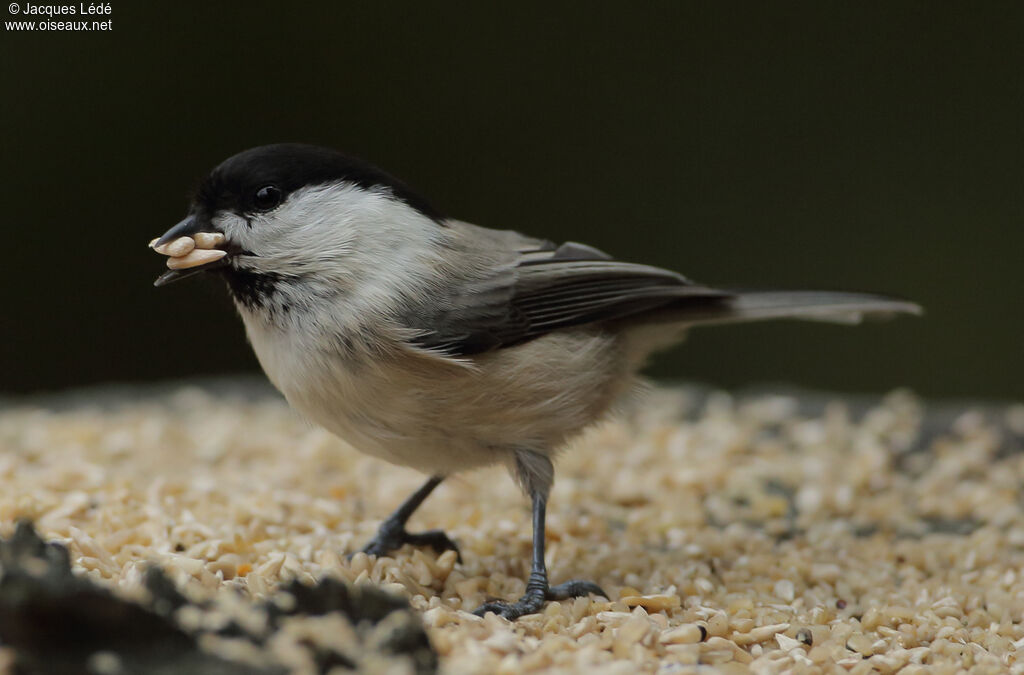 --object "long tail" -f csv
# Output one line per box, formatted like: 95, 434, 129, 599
619, 289, 920, 367
634, 289, 922, 330
687, 290, 923, 326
